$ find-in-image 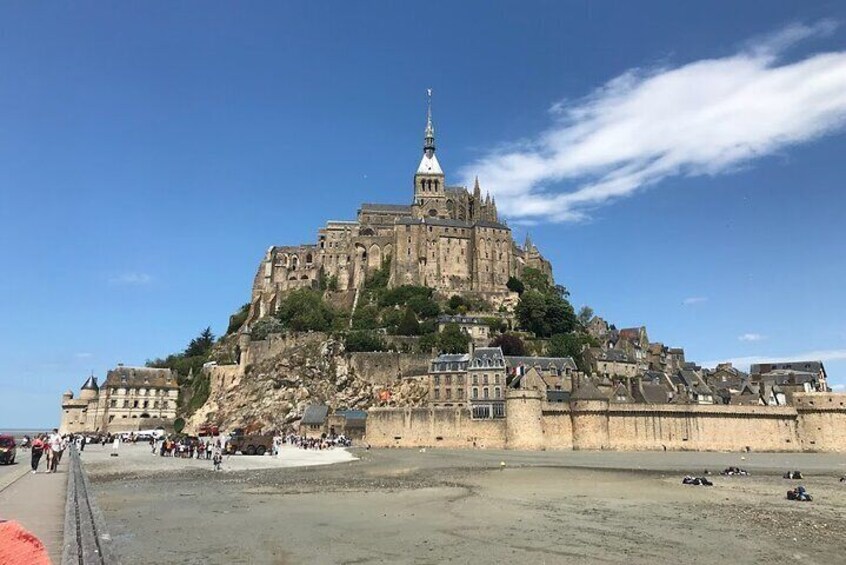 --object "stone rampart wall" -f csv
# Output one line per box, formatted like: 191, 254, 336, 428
348, 352, 432, 385
366, 407, 506, 448
365, 394, 846, 452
